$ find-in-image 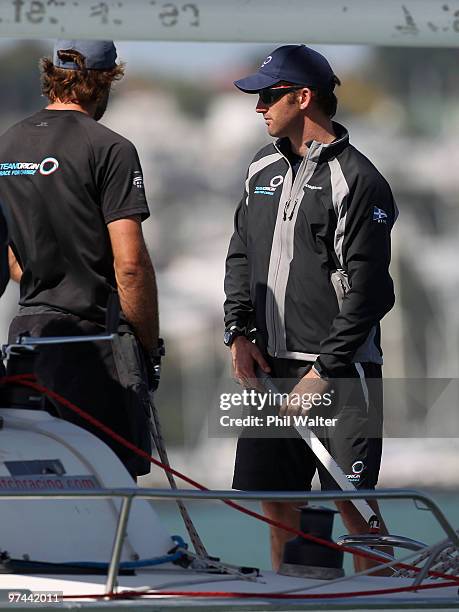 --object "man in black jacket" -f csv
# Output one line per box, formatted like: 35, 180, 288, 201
224, 45, 397, 570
